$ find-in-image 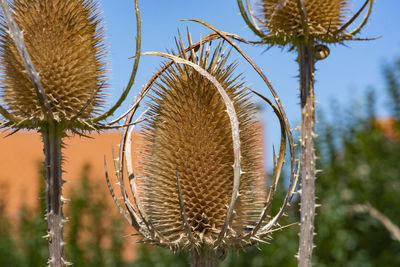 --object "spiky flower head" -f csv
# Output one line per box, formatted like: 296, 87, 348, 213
0, 0, 106, 128
236, 0, 375, 51
259, 0, 348, 44
136, 40, 265, 252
